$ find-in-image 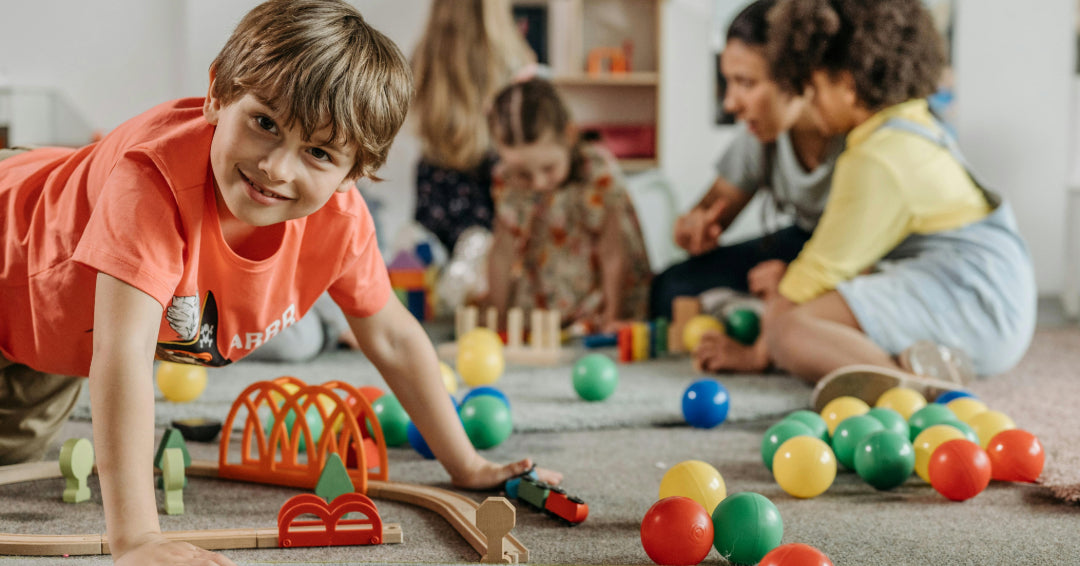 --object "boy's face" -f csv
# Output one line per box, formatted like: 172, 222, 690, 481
203, 90, 358, 227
